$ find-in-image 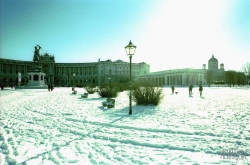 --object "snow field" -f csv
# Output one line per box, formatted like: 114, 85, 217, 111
0, 86, 249, 164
